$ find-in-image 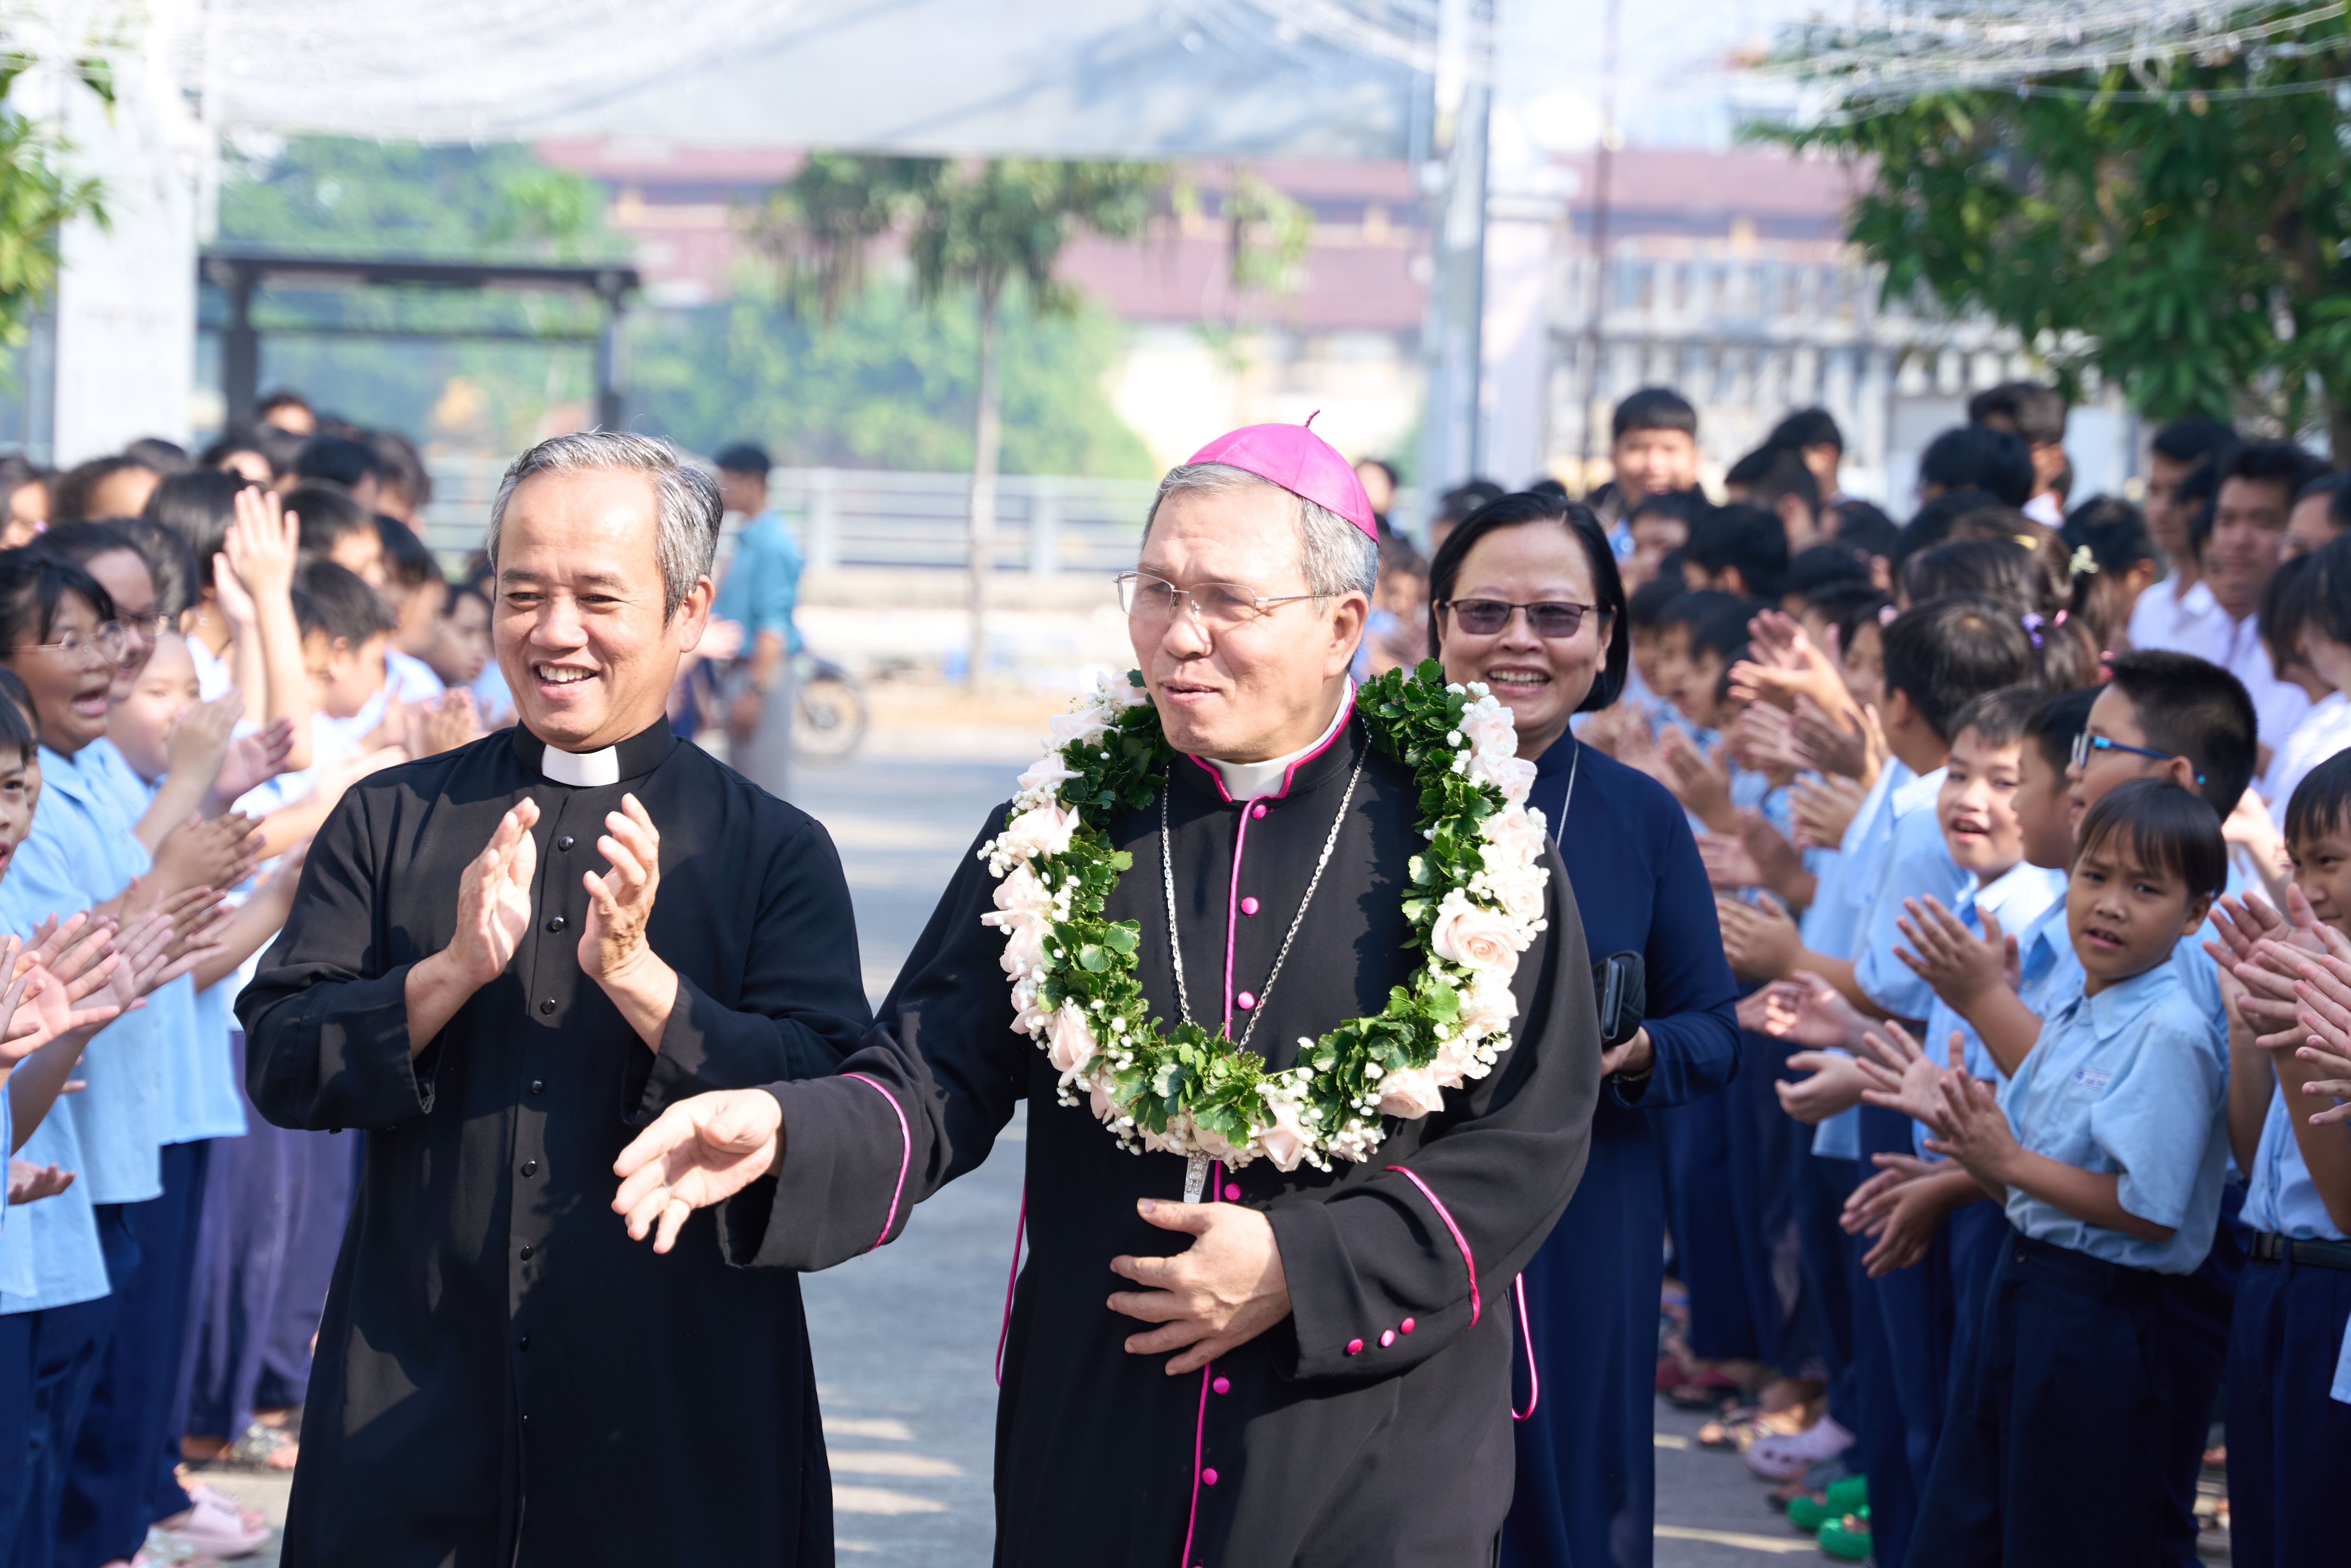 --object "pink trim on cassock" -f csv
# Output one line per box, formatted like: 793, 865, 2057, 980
843, 1074, 910, 1251
995, 1188, 1027, 1387
1180, 687, 1358, 805
1178, 1162, 1225, 1568
1384, 1164, 1480, 1327
1511, 1275, 1538, 1420
1221, 806, 1253, 1031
